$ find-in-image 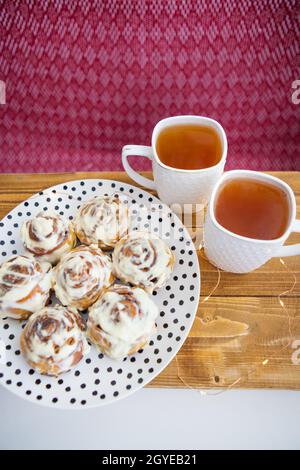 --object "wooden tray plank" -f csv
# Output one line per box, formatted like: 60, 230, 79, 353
0, 171, 299, 390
